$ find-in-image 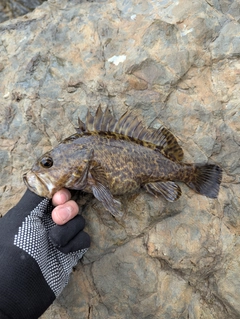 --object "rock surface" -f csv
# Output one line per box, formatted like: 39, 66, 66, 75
0, 0, 240, 318
0, 0, 46, 23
